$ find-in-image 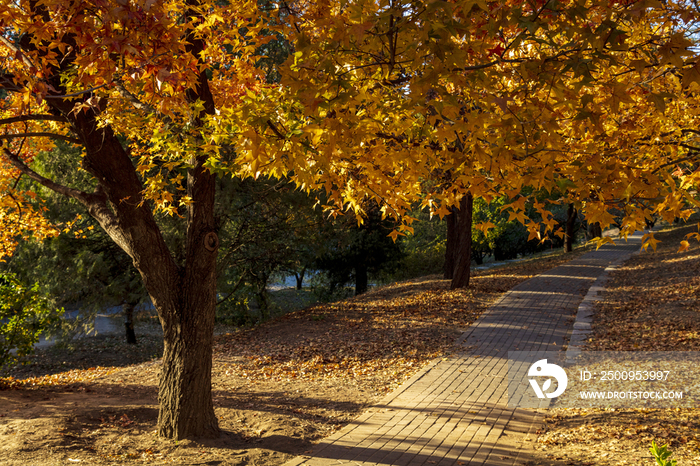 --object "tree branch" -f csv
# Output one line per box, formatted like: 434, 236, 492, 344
2, 147, 92, 201
43, 84, 108, 99
0, 36, 36, 69
1, 145, 127, 246
0, 132, 81, 144
0, 114, 69, 125
0, 73, 22, 93
266, 120, 285, 140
